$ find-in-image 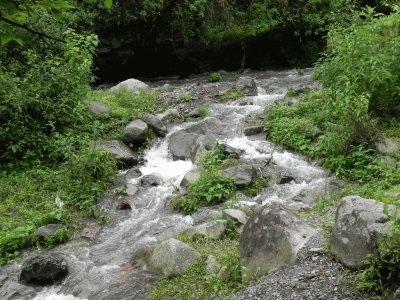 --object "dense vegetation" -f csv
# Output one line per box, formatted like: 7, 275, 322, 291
265, 6, 400, 297
0, 0, 399, 297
